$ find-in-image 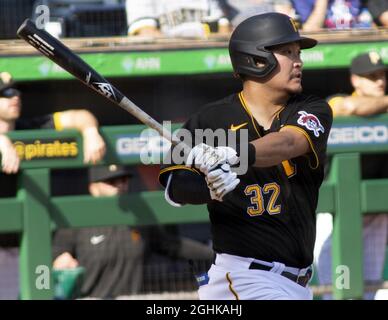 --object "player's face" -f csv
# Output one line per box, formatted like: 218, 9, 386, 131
0, 88, 21, 121
352, 70, 386, 97
91, 176, 129, 197
268, 42, 303, 95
